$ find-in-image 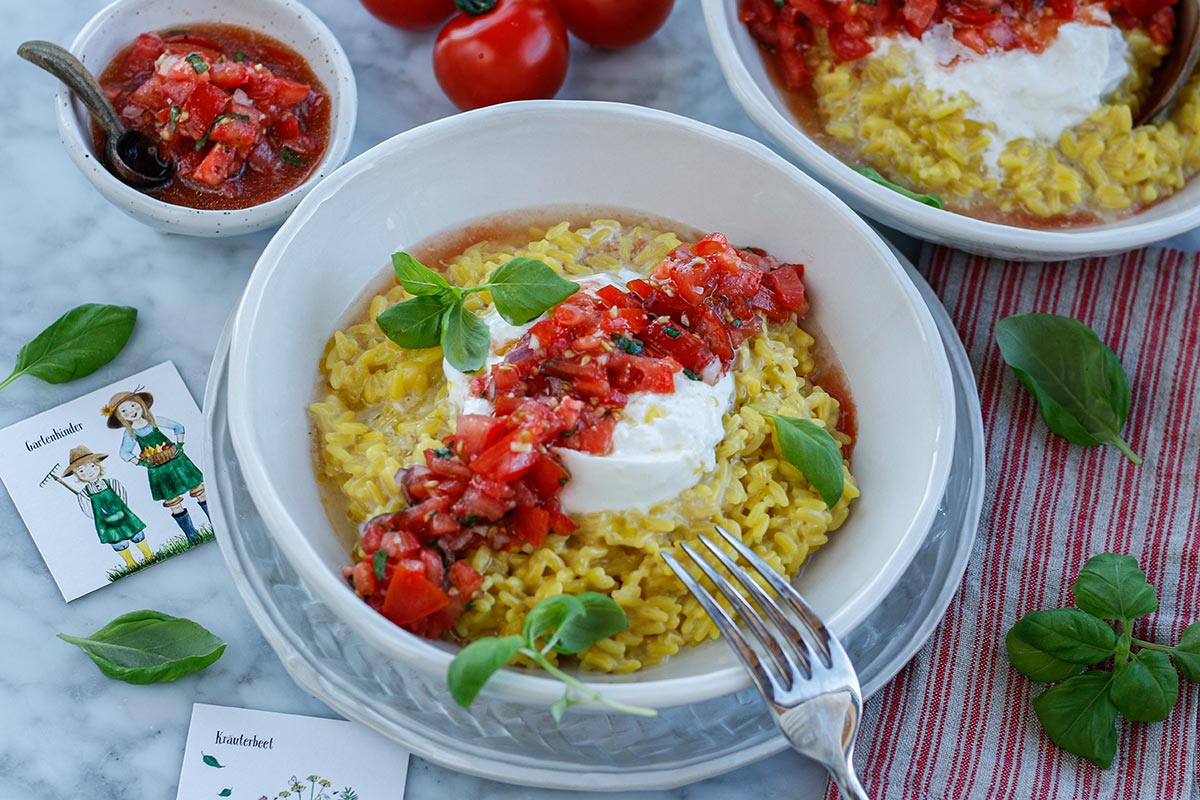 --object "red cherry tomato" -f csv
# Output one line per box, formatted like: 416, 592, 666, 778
359, 0, 457, 30
551, 0, 674, 48
433, 0, 570, 110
